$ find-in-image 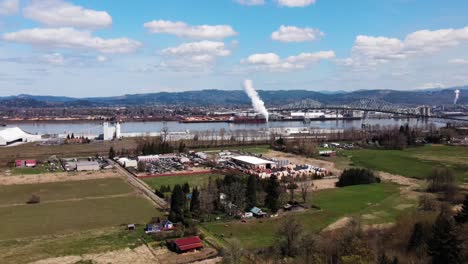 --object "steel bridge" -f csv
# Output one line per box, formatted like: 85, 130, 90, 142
275, 98, 468, 124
